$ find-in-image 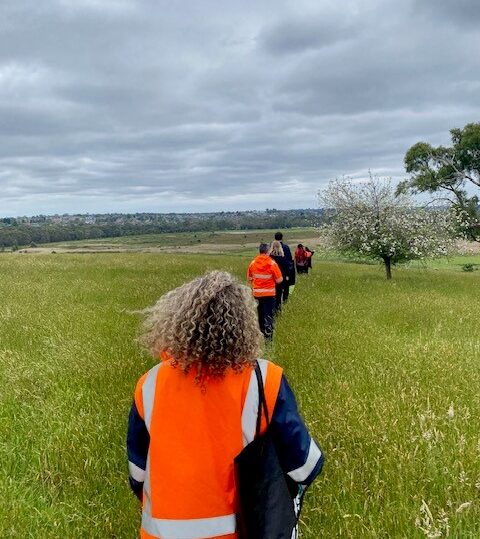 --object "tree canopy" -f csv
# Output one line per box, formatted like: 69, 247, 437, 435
320, 176, 454, 279
397, 122, 480, 241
